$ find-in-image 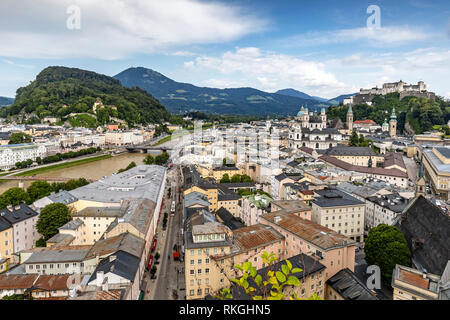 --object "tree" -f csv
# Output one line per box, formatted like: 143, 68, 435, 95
215, 252, 321, 300
36, 238, 46, 247
231, 174, 241, 183
365, 224, 411, 284
144, 155, 155, 165
27, 181, 54, 202
349, 130, 359, 146
117, 161, 137, 173
8, 132, 32, 144
241, 175, 252, 183
36, 203, 71, 240
0, 187, 31, 209
220, 173, 231, 183
155, 152, 169, 165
